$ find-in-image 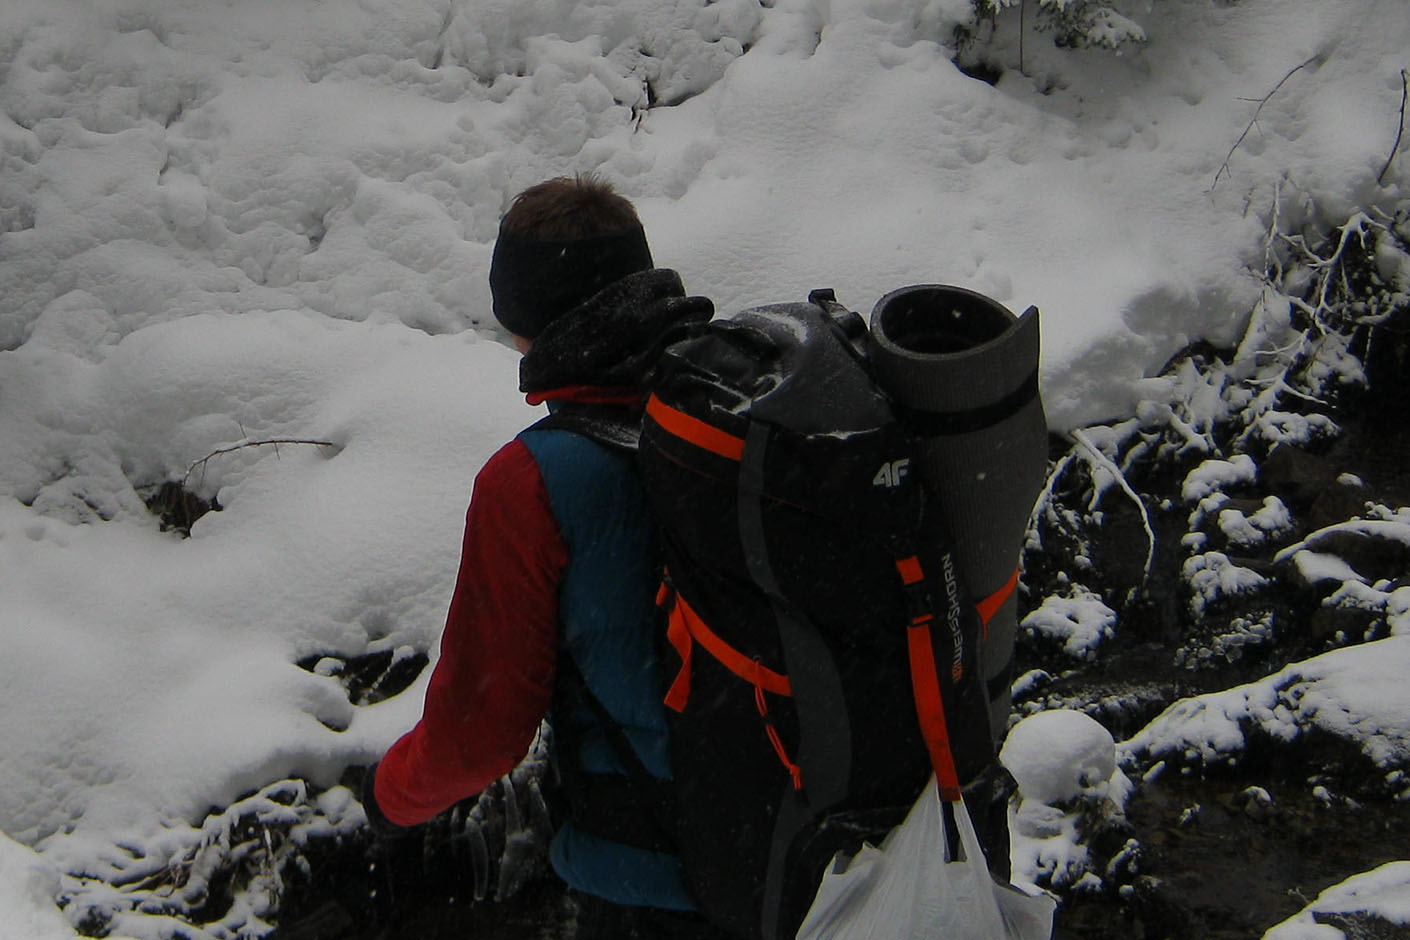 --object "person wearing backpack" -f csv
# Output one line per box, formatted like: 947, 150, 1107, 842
359, 174, 722, 939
